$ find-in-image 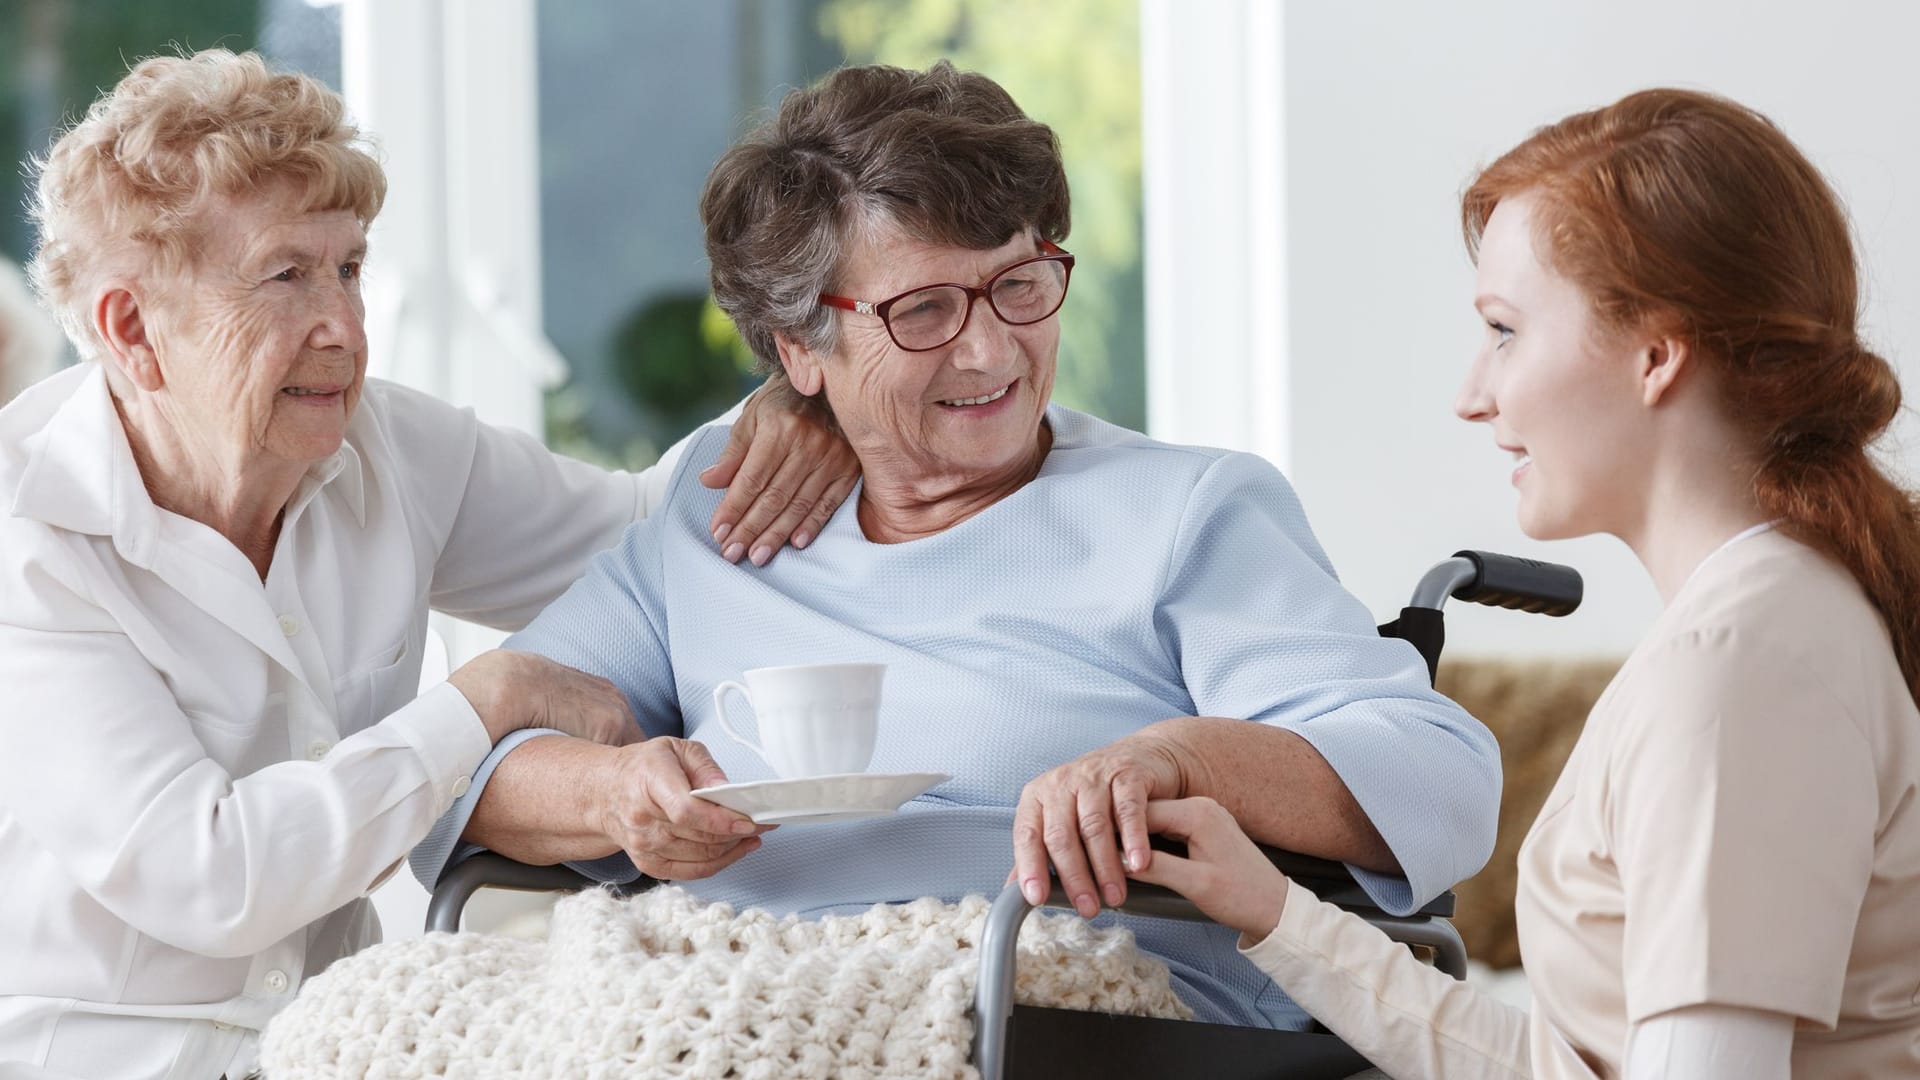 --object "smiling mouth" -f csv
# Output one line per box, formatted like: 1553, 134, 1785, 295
938, 383, 1012, 408
283, 385, 345, 397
